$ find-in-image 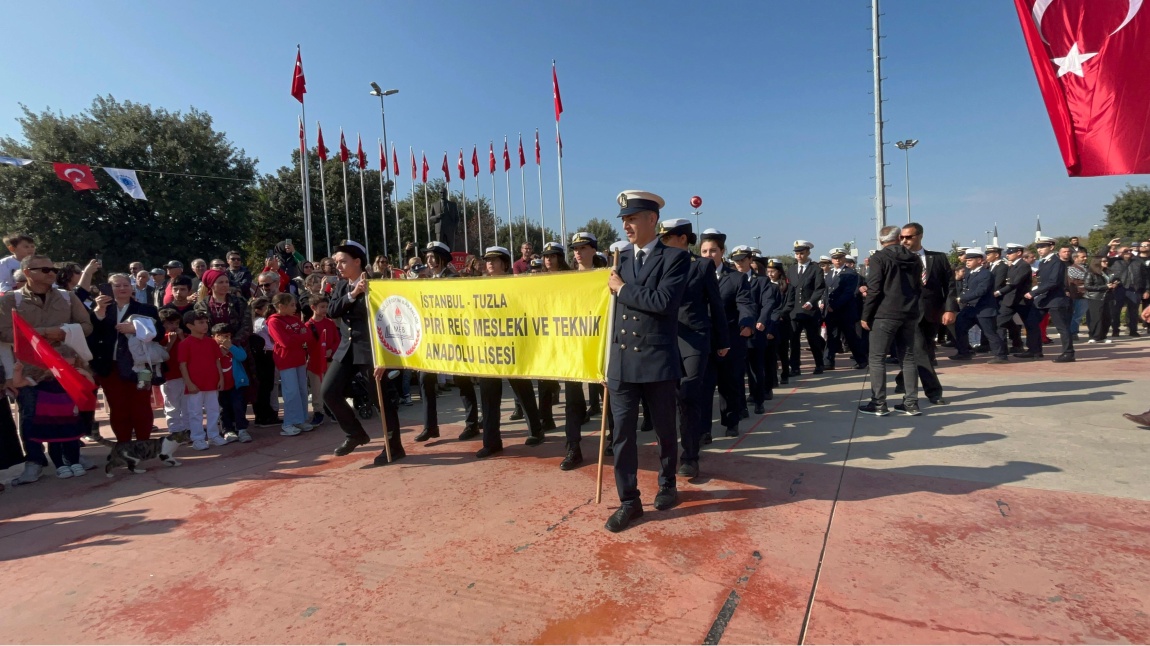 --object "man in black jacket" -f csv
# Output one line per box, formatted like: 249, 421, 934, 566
823, 248, 867, 370
860, 226, 923, 416
785, 240, 827, 374
997, 243, 1032, 353
1027, 237, 1075, 362
894, 222, 957, 405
